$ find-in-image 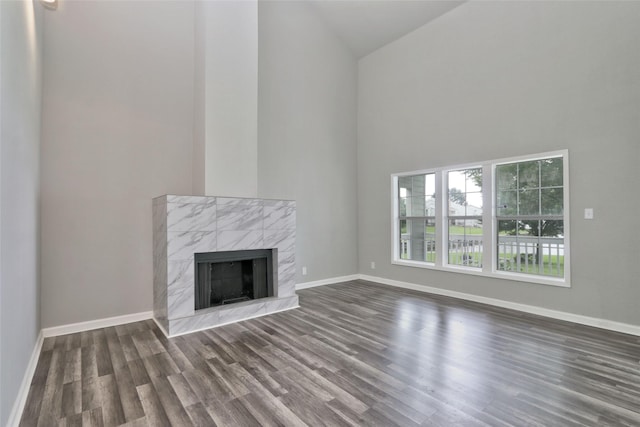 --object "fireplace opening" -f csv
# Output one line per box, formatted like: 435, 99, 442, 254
194, 249, 274, 310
